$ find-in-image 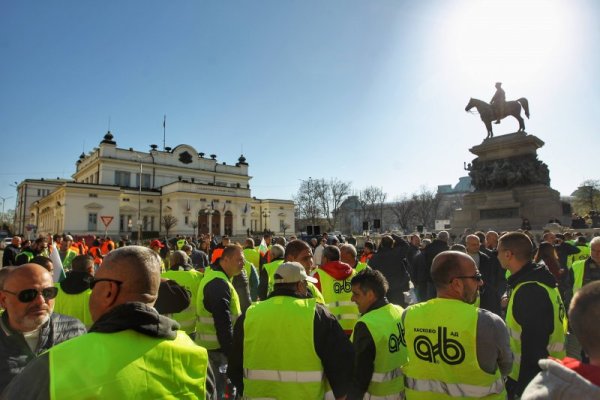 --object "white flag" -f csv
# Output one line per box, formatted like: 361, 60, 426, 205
48, 243, 66, 283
